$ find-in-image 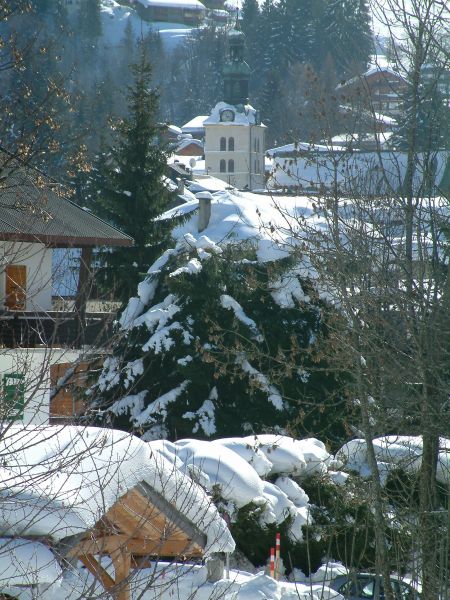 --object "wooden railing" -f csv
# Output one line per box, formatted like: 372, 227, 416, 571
0, 311, 116, 349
